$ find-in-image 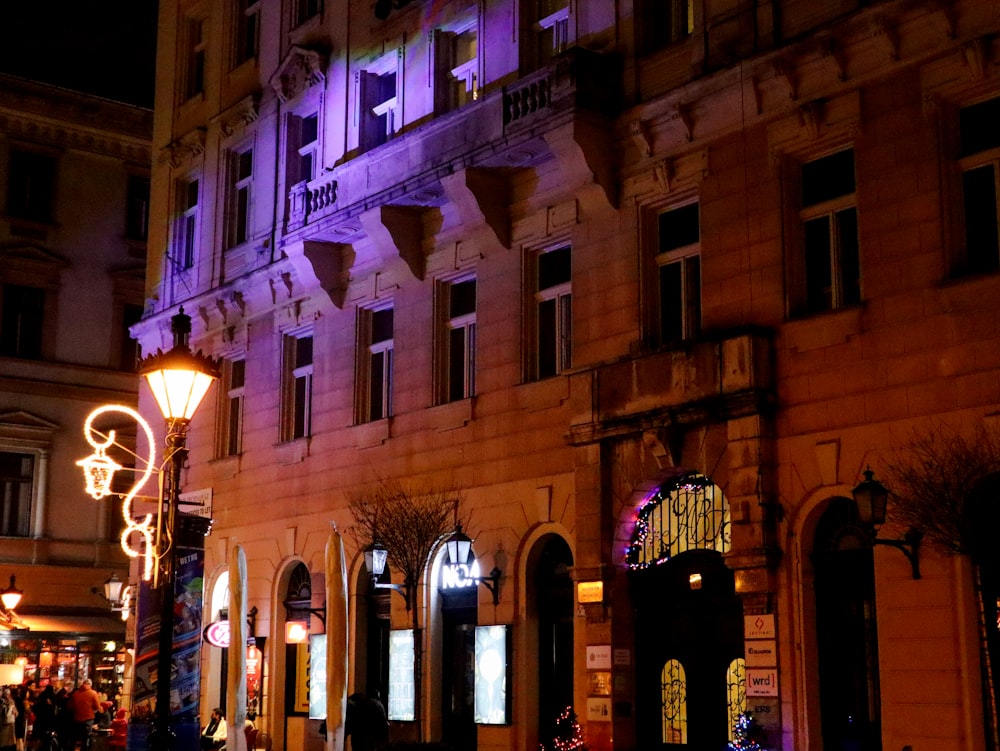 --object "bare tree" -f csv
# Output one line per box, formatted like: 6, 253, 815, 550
348, 479, 464, 743
886, 422, 1000, 750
